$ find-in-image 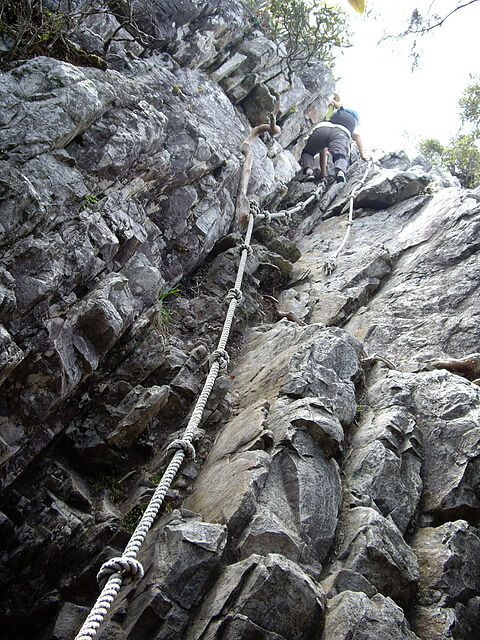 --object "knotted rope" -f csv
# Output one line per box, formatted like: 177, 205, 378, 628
73, 91, 328, 640
254, 182, 326, 224
236, 106, 281, 227
324, 159, 373, 275
73, 108, 280, 640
